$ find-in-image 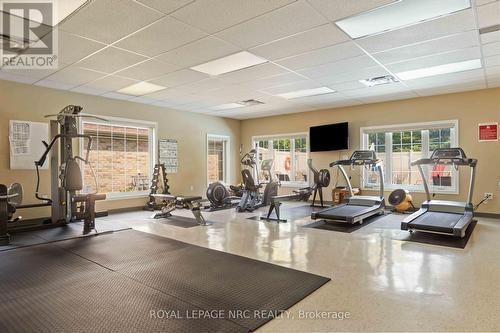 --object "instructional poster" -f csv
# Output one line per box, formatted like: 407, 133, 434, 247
159, 139, 178, 173
478, 123, 498, 142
